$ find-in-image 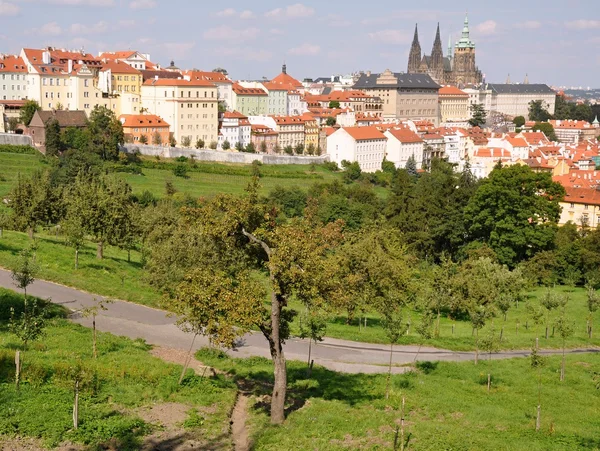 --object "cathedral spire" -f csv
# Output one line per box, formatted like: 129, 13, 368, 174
433, 23, 442, 51
407, 23, 422, 73
430, 22, 444, 77
448, 34, 453, 58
